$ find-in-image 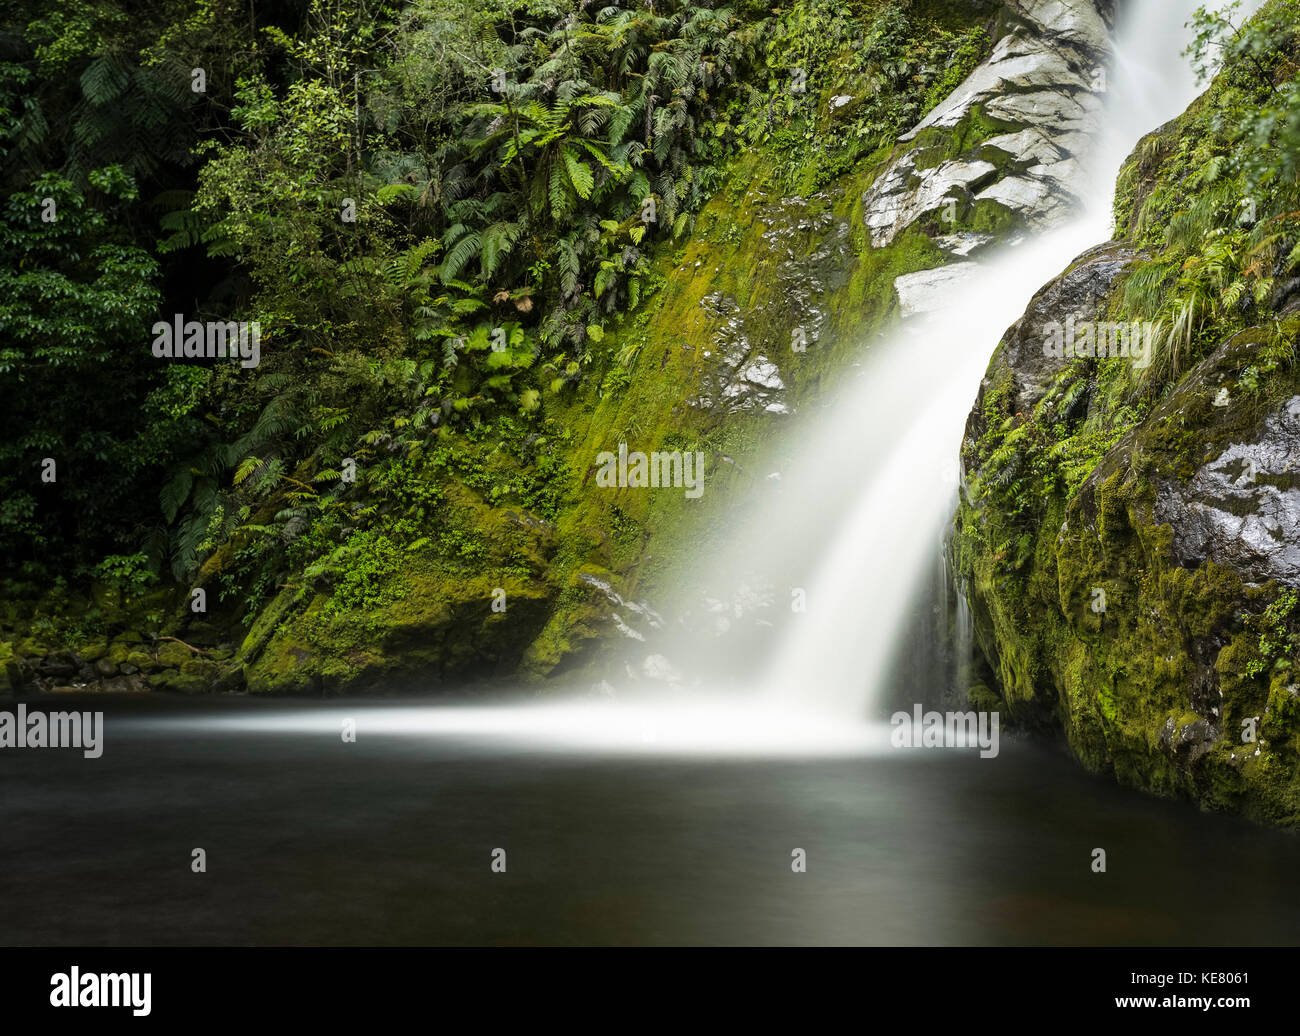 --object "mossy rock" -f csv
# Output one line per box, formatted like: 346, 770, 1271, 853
75, 642, 108, 663
154, 641, 193, 669
967, 683, 1003, 713
243, 557, 556, 694
958, 306, 1300, 823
